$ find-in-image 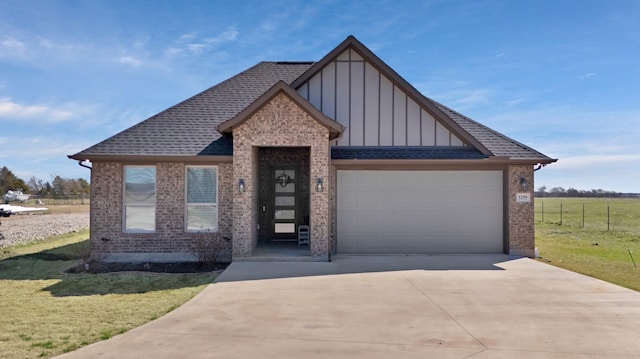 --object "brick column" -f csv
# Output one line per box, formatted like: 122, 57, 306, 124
507, 165, 535, 257
231, 93, 331, 261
